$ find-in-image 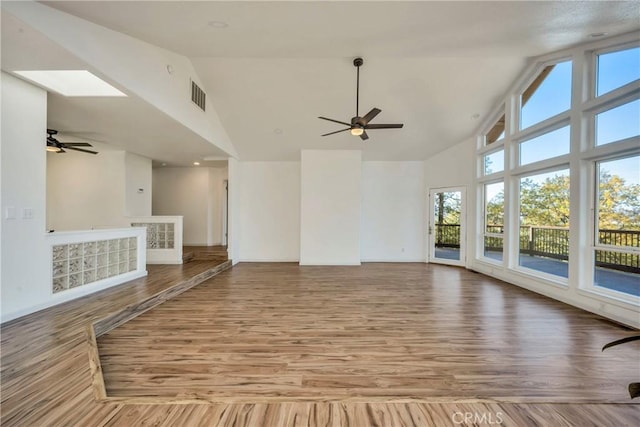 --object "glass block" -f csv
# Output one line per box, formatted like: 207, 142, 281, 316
128, 260, 137, 271
119, 251, 128, 262
96, 240, 108, 254
69, 258, 82, 274
129, 237, 137, 249
167, 240, 174, 249
149, 236, 158, 249
53, 245, 68, 261
84, 256, 96, 270
53, 261, 68, 277
167, 223, 174, 234
119, 262, 127, 274
108, 265, 119, 277
131, 222, 141, 227
53, 276, 68, 293
96, 267, 108, 280
83, 241, 96, 256
83, 269, 96, 285
108, 239, 119, 252
69, 273, 82, 288
97, 254, 108, 267
109, 252, 119, 265
119, 238, 128, 250
68, 243, 82, 258
129, 249, 136, 261
149, 223, 158, 234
